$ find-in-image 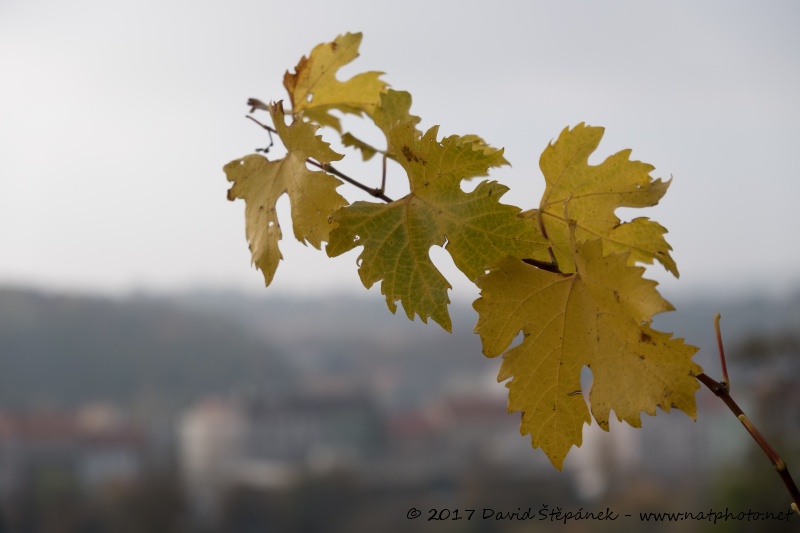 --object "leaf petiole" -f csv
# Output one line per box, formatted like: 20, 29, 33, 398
244, 112, 394, 203
307, 160, 394, 203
